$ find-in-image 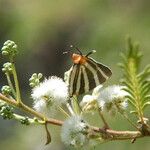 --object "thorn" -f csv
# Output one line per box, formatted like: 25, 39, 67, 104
131, 138, 136, 143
